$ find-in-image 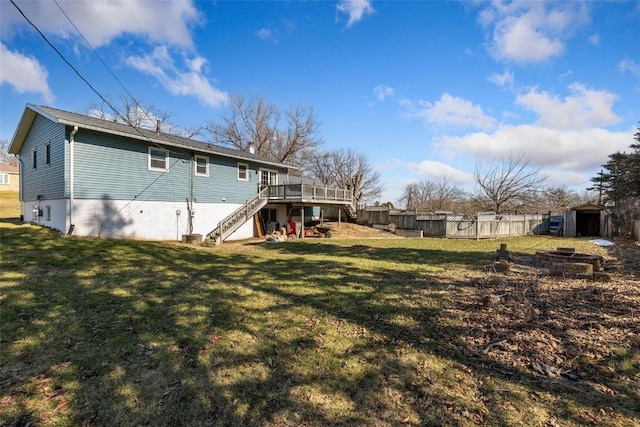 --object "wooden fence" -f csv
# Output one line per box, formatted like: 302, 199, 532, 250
357, 207, 549, 239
